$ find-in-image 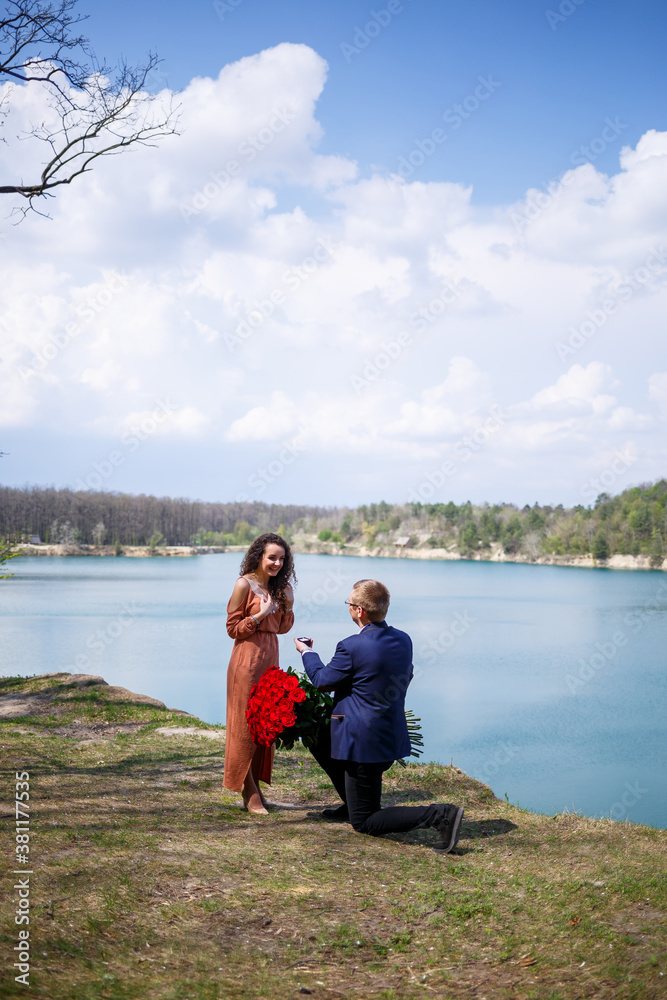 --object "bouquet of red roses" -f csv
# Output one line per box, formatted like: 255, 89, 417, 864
246, 665, 424, 761
246, 665, 332, 750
